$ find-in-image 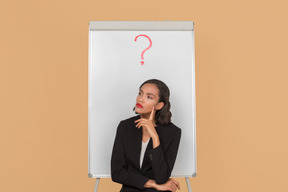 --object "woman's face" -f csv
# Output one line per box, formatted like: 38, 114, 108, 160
135, 83, 163, 114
